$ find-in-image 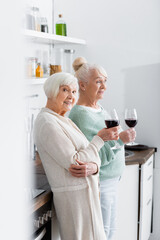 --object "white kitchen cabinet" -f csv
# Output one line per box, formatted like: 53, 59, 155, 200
139, 156, 153, 240
114, 155, 154, 240
114, 164, 139, 240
